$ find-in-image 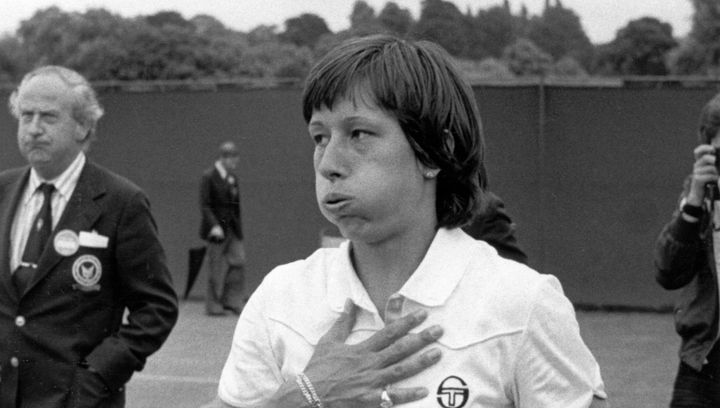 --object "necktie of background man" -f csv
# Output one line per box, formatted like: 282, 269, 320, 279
13, 183, 55, 294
